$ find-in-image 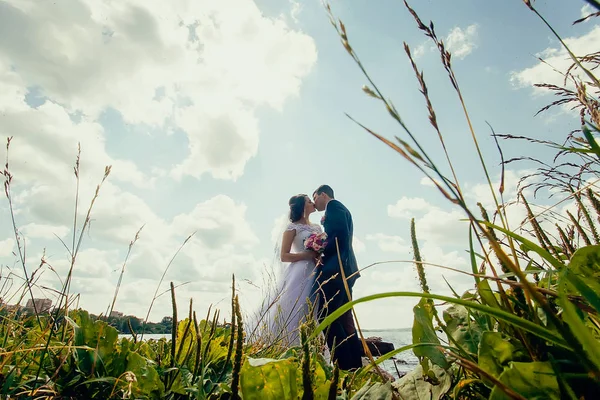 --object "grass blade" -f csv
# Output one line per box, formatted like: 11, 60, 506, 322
308, 292, 571, 350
